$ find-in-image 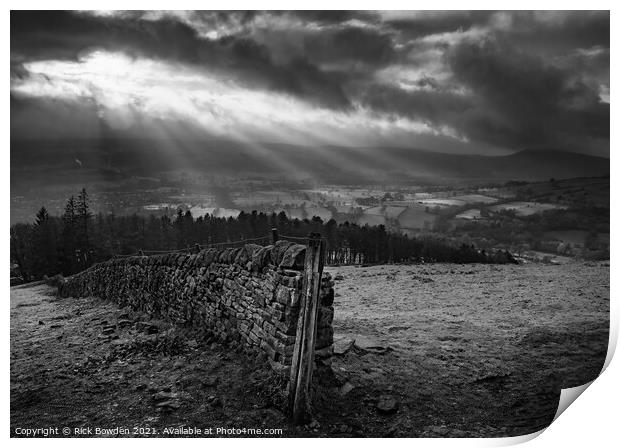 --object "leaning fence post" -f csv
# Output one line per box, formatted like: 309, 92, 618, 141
288, 232, 324, 424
